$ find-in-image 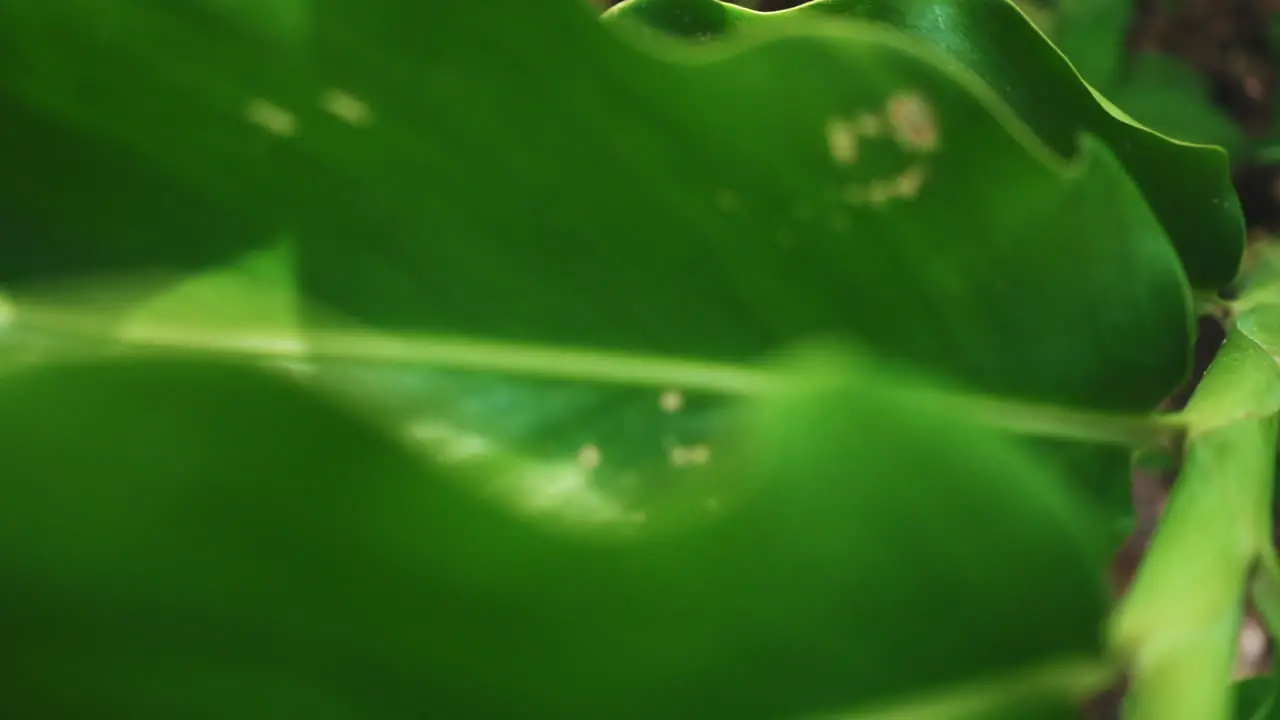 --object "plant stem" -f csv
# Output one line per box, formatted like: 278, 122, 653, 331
1113, 305, 1280, 720
4, 295, 1184, 448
